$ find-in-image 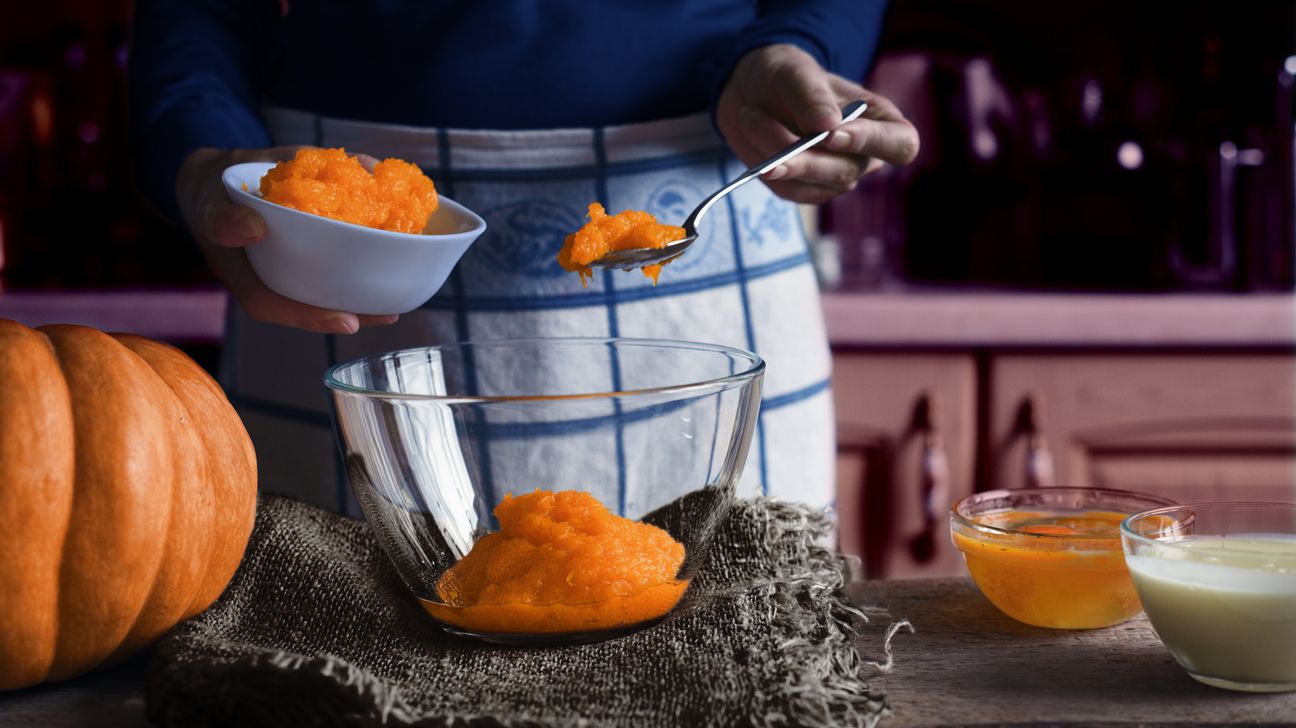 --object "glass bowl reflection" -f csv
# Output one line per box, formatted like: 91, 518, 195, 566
324, 338, 763, 644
